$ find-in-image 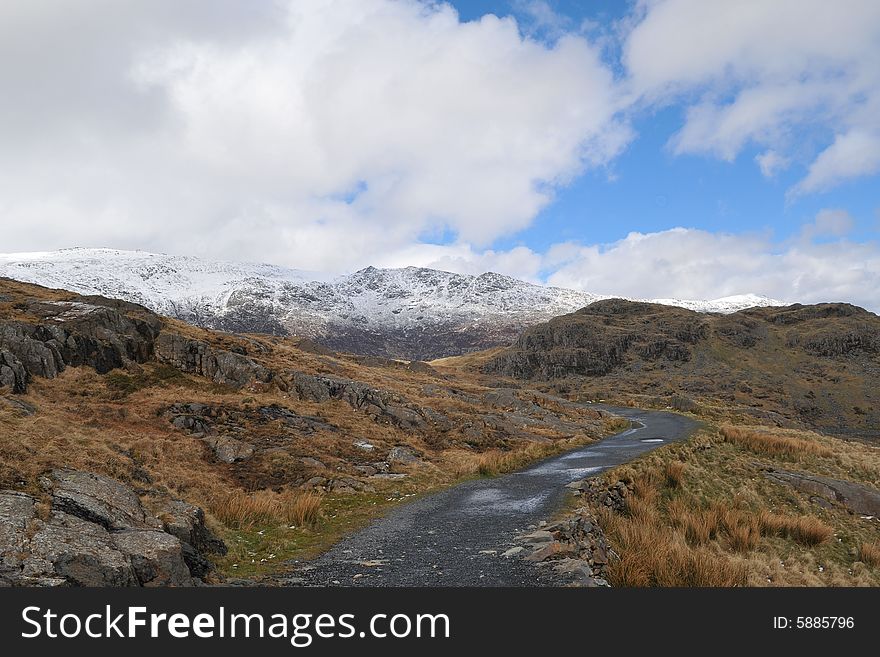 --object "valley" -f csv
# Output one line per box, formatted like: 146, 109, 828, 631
1, 274, 878, 587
